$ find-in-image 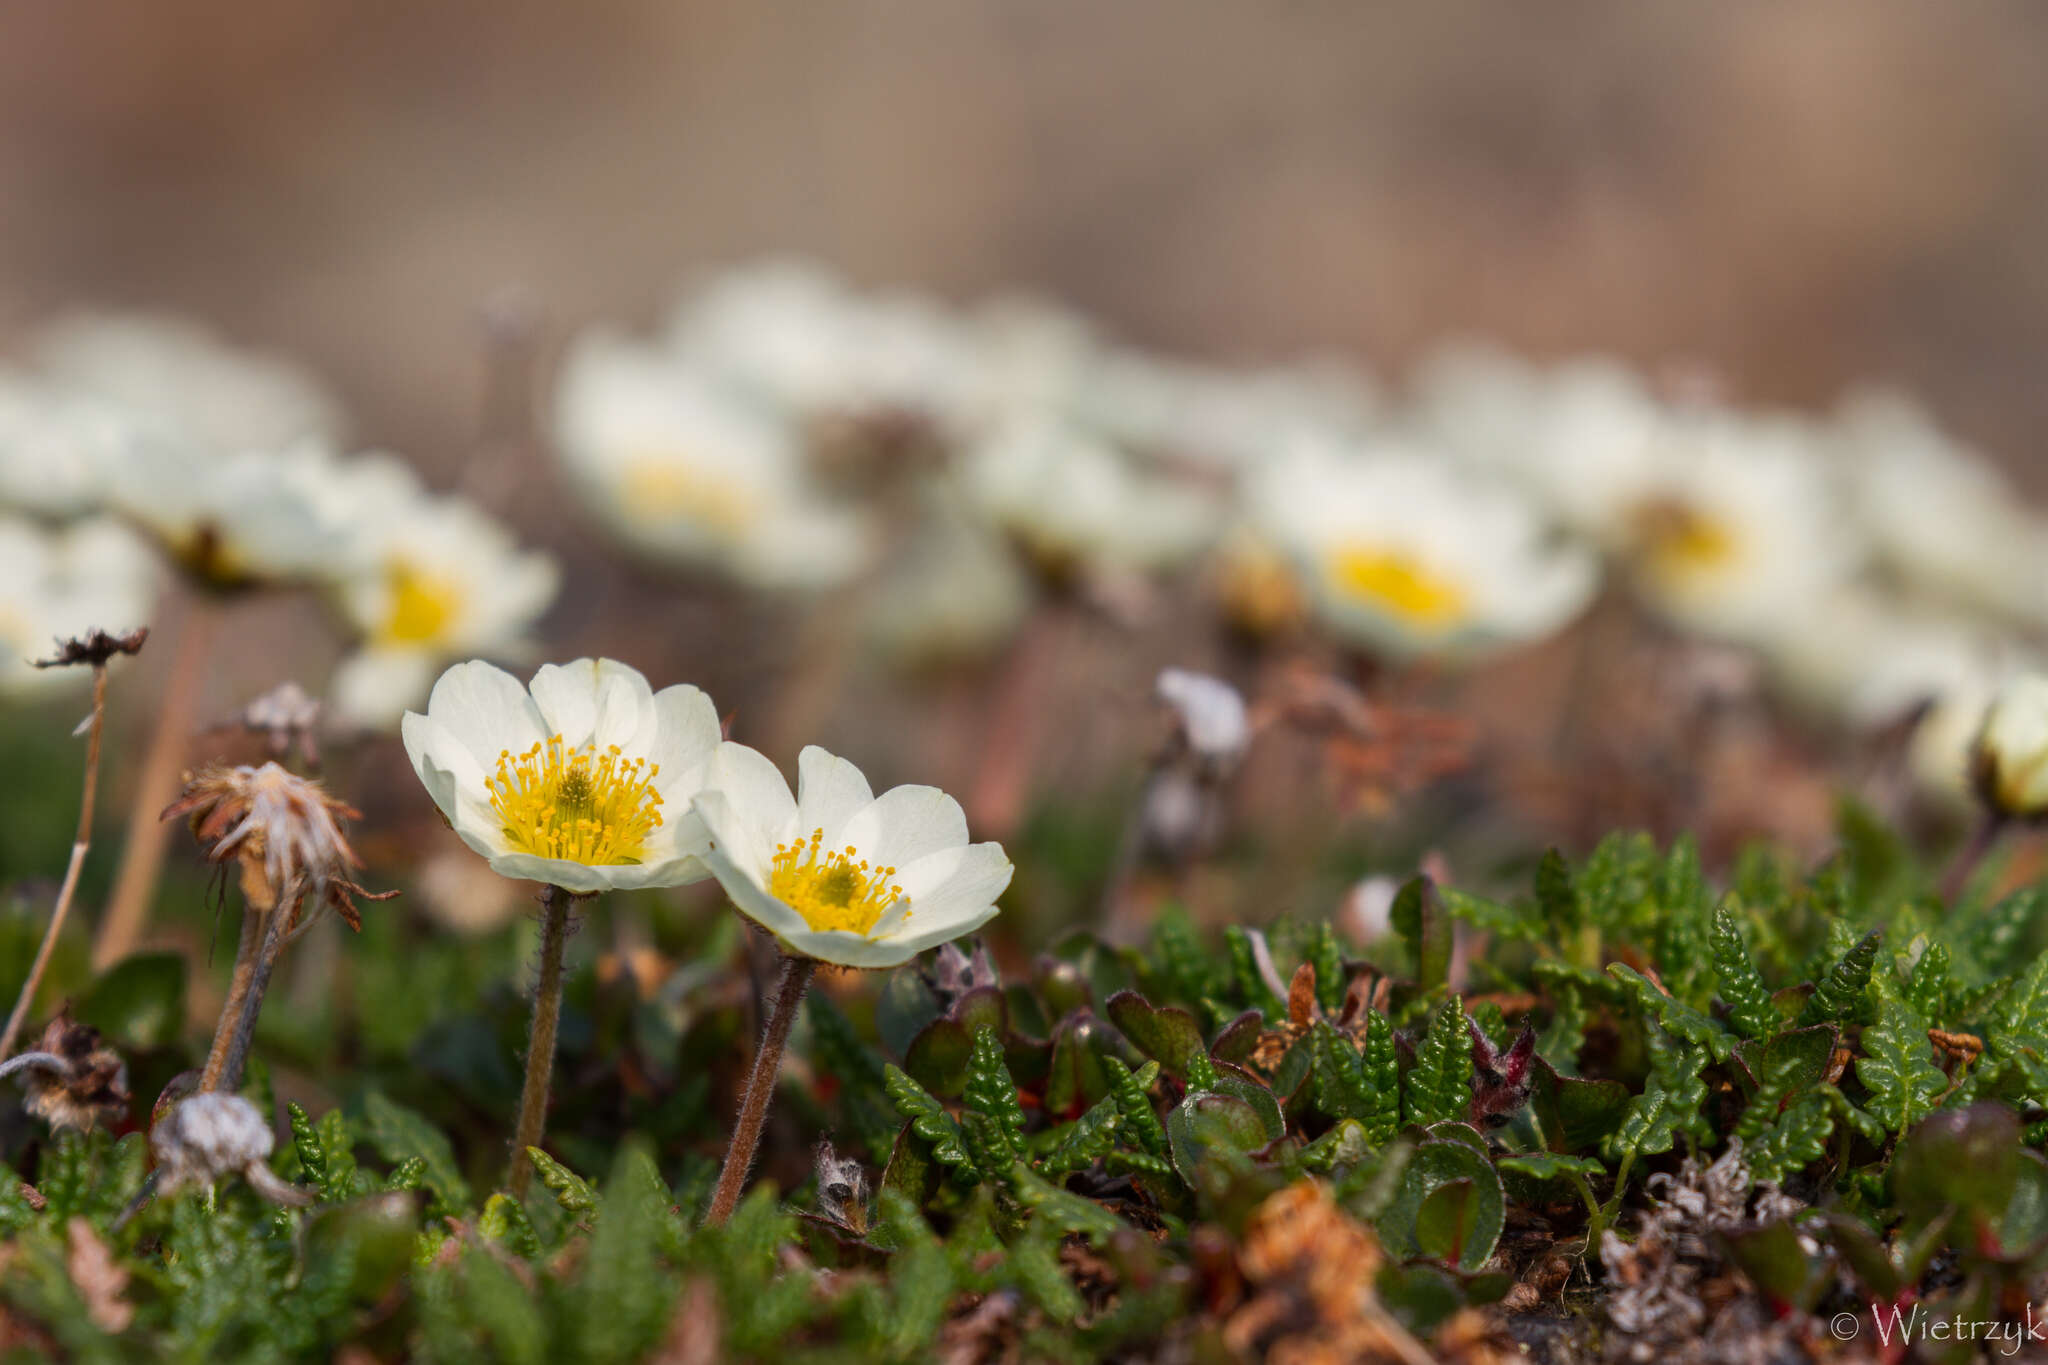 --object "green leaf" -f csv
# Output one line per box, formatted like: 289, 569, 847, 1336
1797, 929, 1882, 1027
1358, 1009, 1402, 1145
1711, 904, 1781, 1040
1165, 1091, 1268, 1185
1393, 878, 1453, 990
1608, 963, 1736, 1063
1496, 1152, 1604, 1181
361, 1092, 470, 1213
1904, 941, 1953, 1027
1106, 991, 1207, 1079
961, 1025, 1028, 1172
527, 1147, 596, 1213
1534, 848, 1580, 930
1309, 1020, 1373, 1127
1745, 1090, 1834, 1184
1605, 1023, 1709, 1164
1373, 1138, 1506, 1272
883, 1064, 979, 1183
1103, 1056, 1168, 1159
1310, 922, 1346, 1015
1403, 997, 1472, 1129
1528, 1058, 1632, 1155
1438, 887, 1544, 942
1857, 979, 1947, 1136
